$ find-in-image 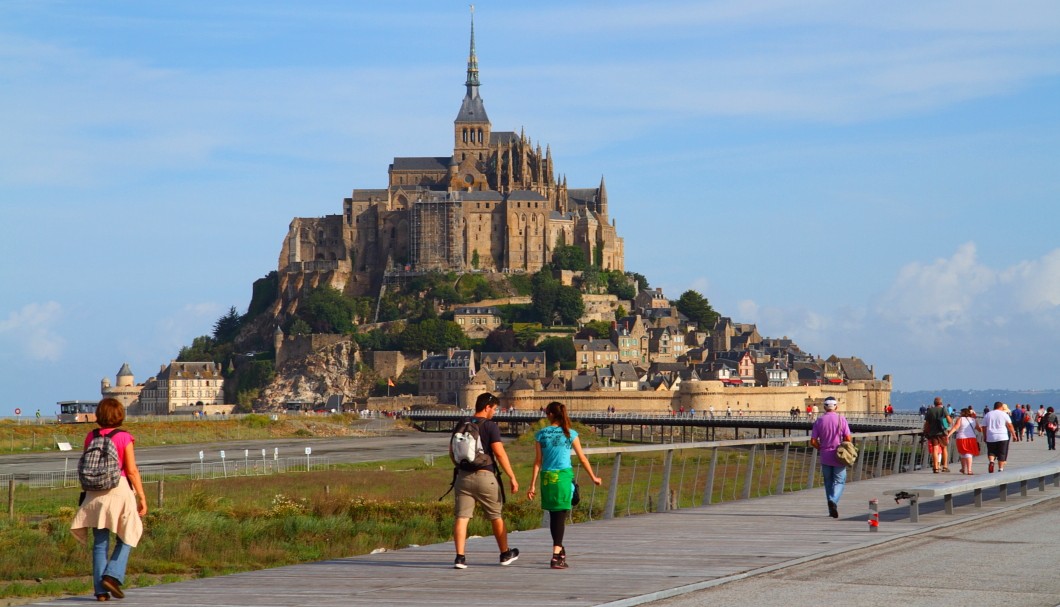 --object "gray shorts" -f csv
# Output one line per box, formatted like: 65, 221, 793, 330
454, 469, 503, 520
